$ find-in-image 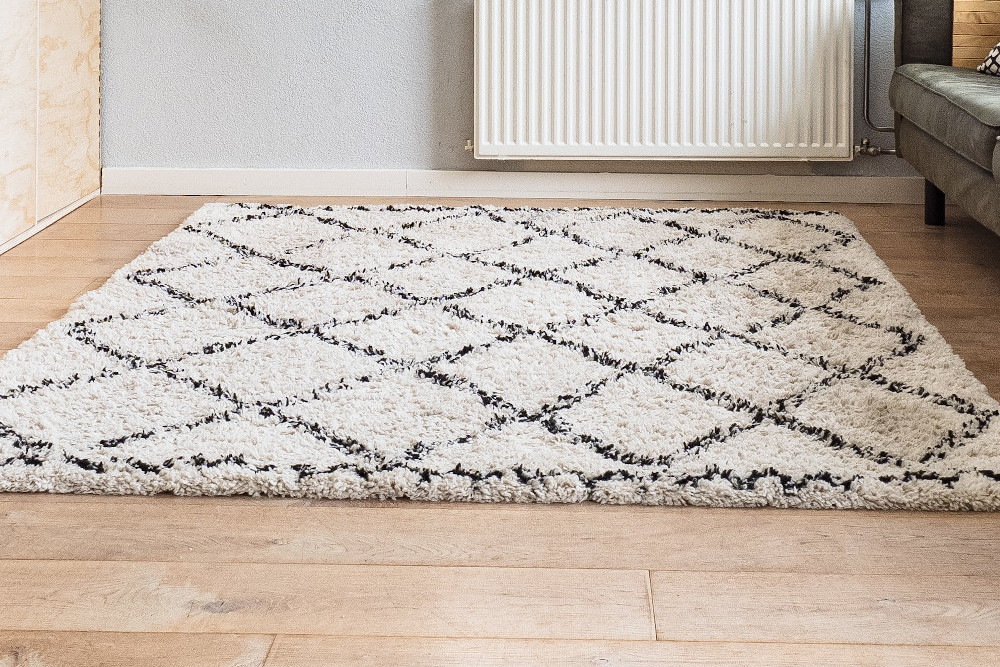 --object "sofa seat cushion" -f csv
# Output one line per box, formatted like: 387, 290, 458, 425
890, 63, 1000, 173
